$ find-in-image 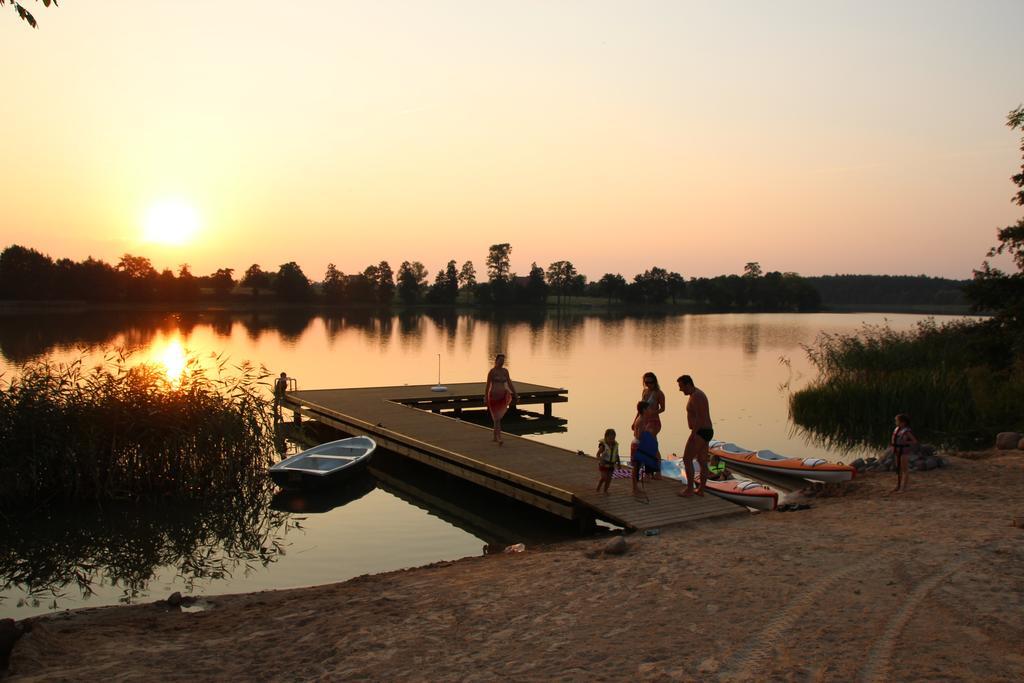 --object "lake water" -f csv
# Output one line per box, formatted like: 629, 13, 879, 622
0, 309, 953, 618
